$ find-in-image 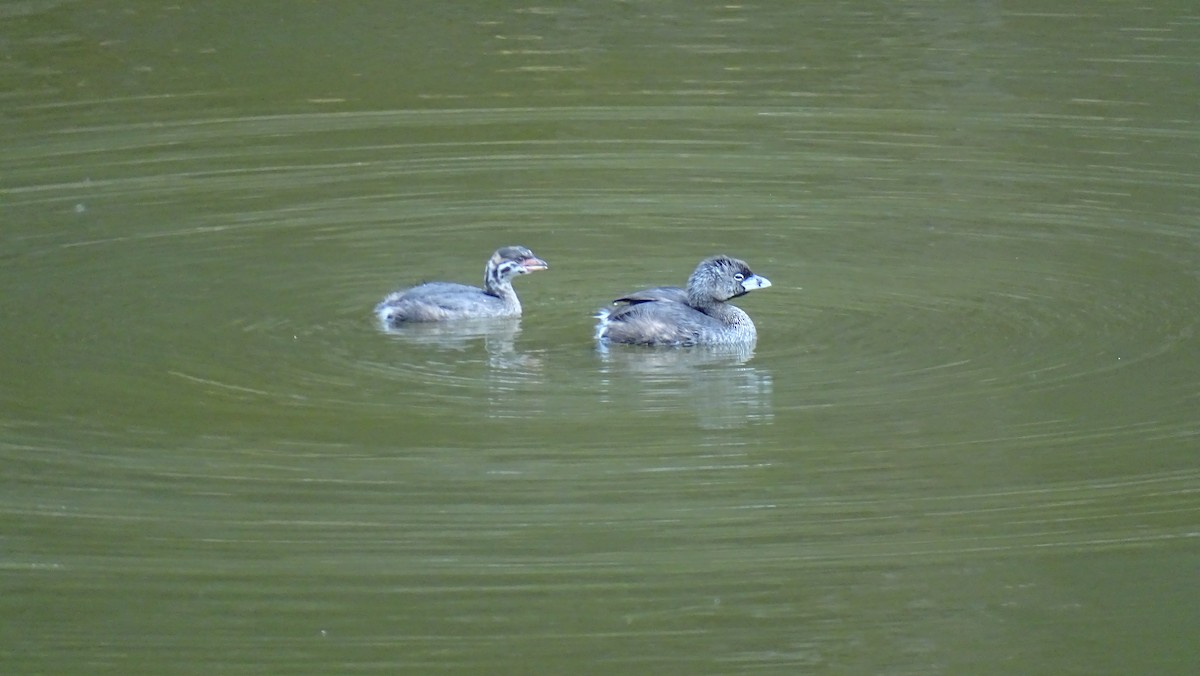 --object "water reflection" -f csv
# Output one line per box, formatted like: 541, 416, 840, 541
596, 343, 773, 430
377, 317, 539, 371
374, 317, 548, 420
